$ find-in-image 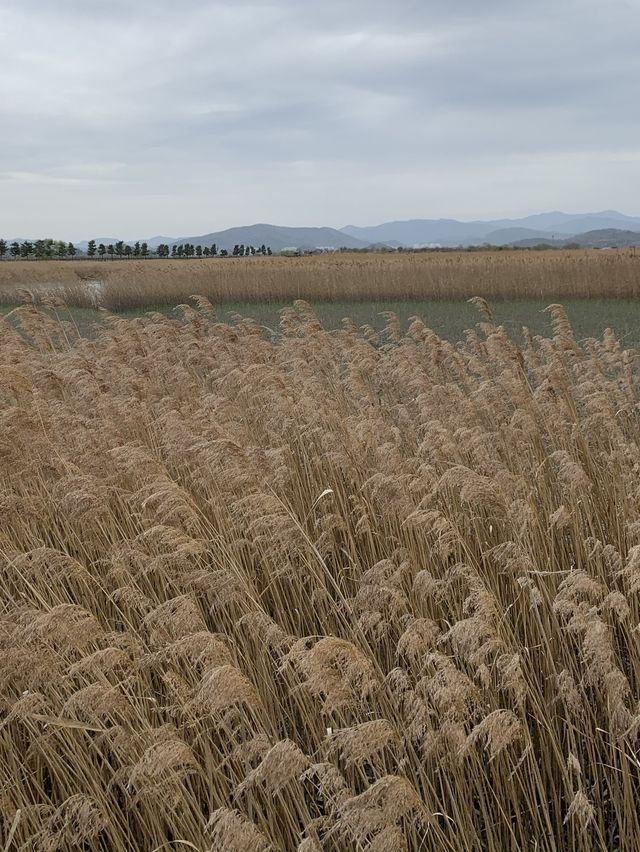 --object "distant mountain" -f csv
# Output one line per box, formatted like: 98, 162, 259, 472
483, 227, 573, 246
58, 211, 640, 253
341, 219, 492, 247
512, 229, 640, 249
341, 211, 640, 247
148, 224, 369, 252
75, 238, 119, 251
